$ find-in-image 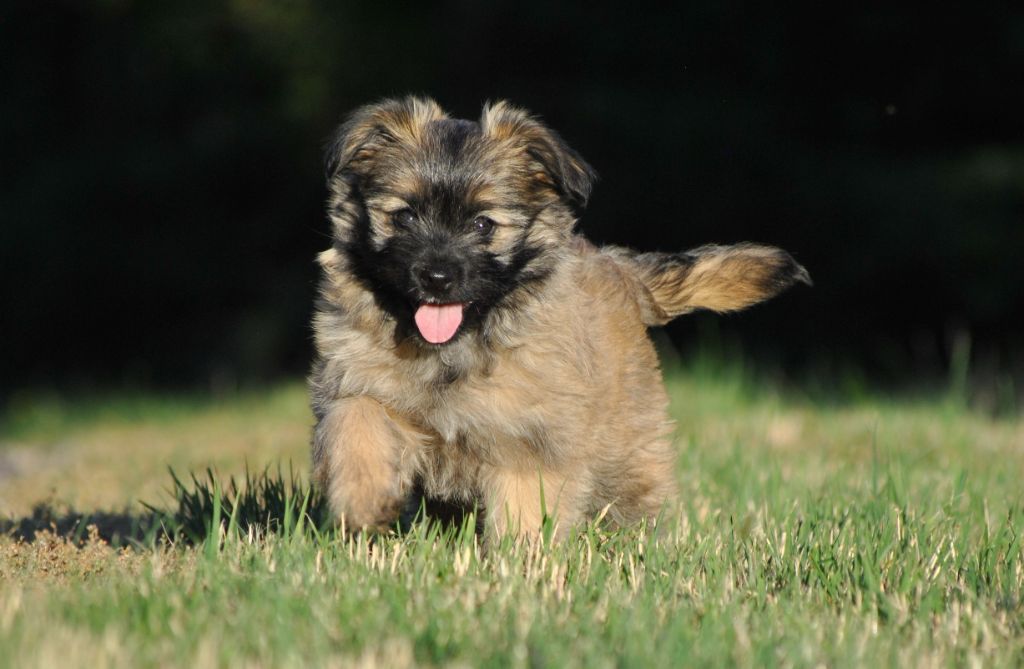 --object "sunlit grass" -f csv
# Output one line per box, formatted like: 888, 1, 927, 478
0, 362, 1022, 667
